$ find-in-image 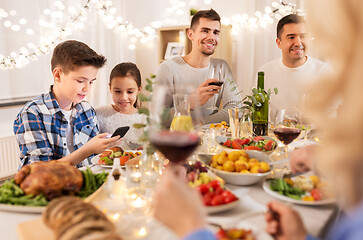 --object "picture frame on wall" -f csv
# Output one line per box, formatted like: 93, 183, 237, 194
164, 42, 185, 60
